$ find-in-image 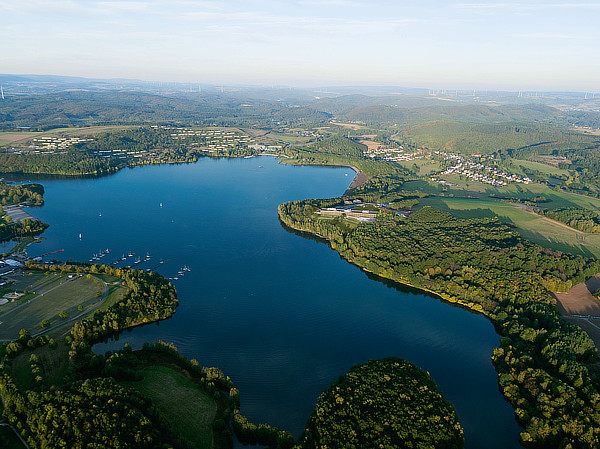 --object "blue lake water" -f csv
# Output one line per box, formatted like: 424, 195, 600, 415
18, 157, 521, 448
